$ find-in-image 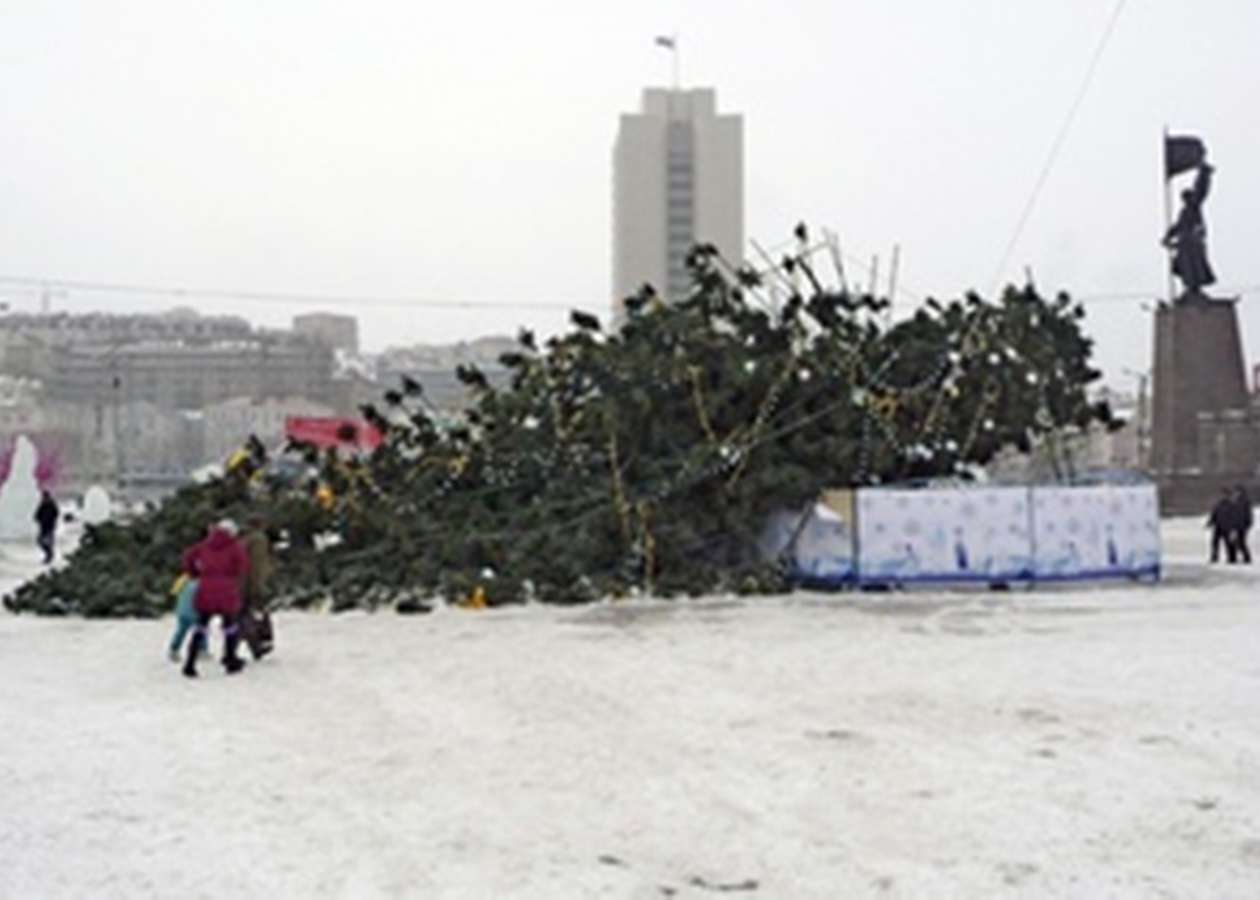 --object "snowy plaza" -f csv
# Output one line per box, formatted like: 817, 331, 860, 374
2, 516, 1260, 898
